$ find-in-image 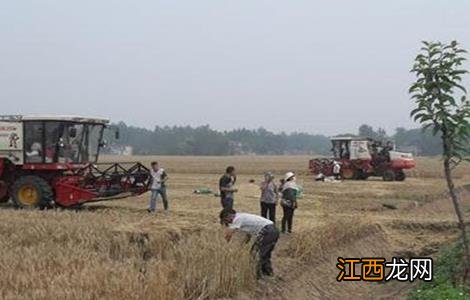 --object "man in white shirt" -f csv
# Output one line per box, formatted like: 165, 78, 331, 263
220, 208, 280, 277
333, 160, 342, 180
148, 161, 169, 213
